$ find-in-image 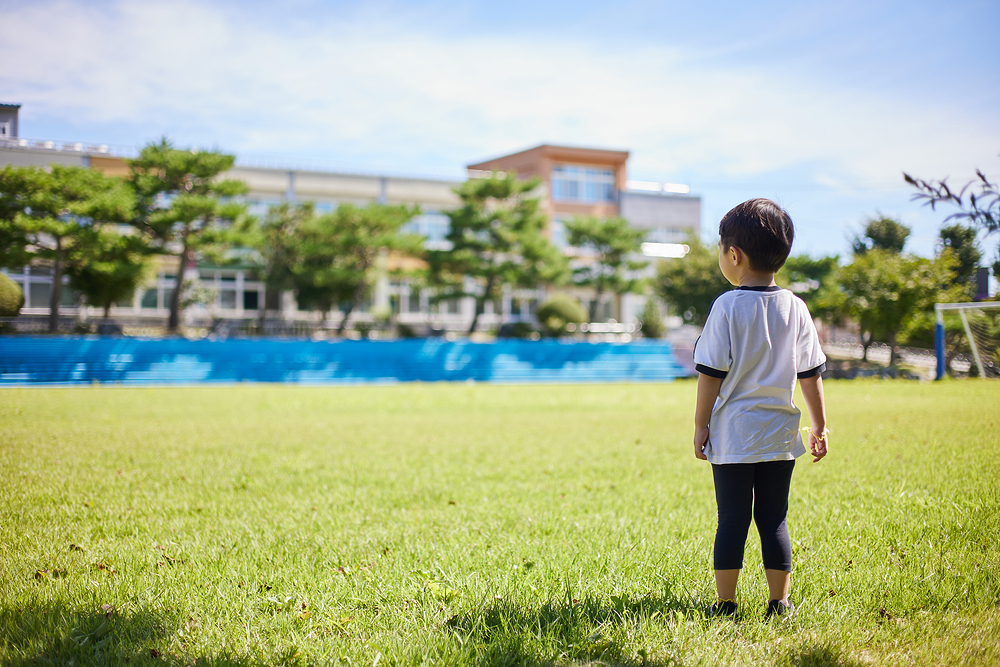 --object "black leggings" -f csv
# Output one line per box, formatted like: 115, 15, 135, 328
711, 460, 795, 571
